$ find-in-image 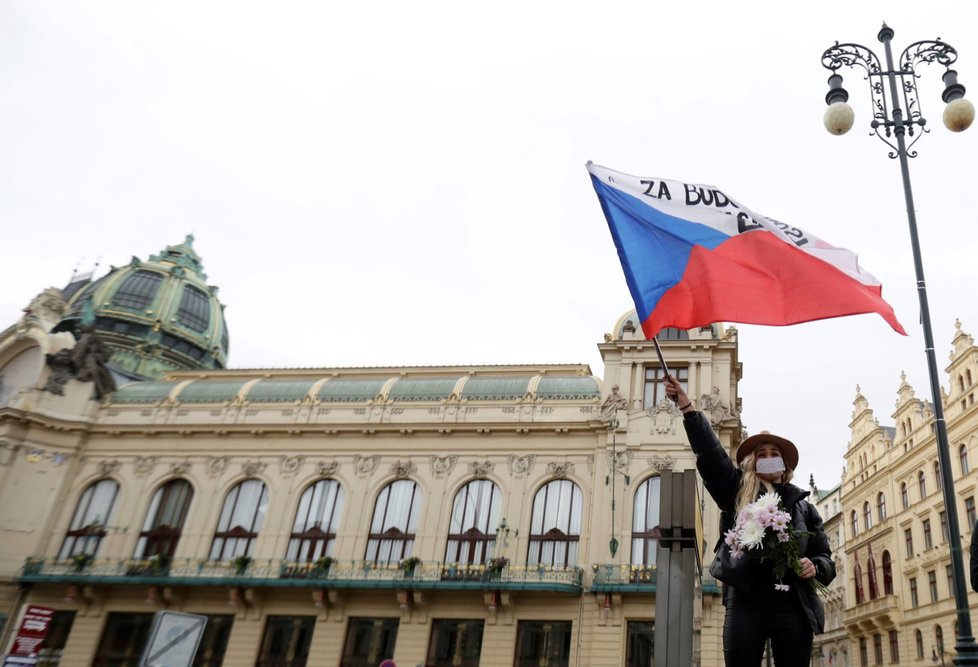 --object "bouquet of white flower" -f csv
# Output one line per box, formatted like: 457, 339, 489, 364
724, 492, 824, 593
